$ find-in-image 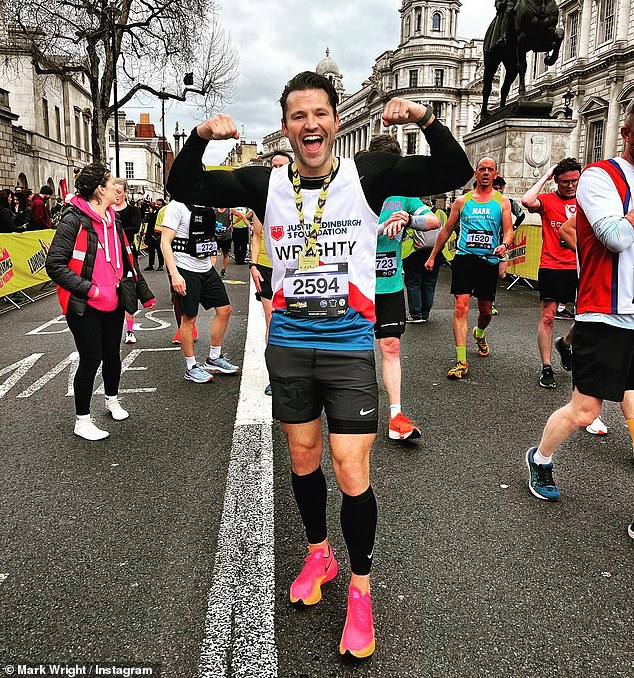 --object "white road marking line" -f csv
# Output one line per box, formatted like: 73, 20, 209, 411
197, 278, 276, 678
